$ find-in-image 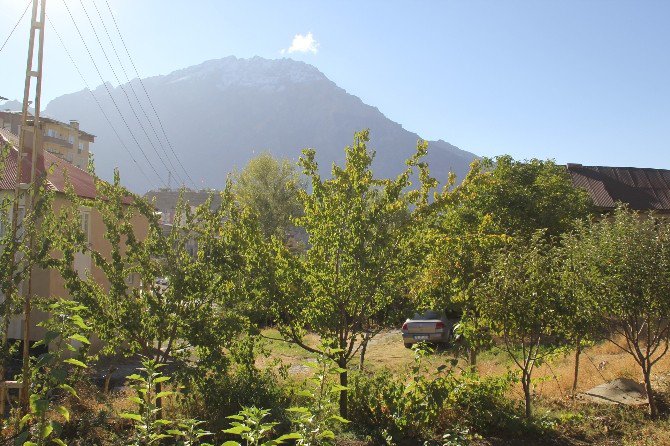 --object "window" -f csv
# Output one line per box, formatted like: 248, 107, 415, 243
68, 135, 74, 144
46, 128, 55, 137
80, 210, 90, 243
78, 142, 84, 154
